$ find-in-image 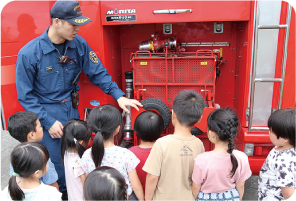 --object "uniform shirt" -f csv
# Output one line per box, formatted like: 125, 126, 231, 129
79, 146, 140, 195
2, 182, 61, 201
258, 147, 296, 201
16, 26, 124, 130
192, 150, 252, 193
10, 158, 58, 185
143, 134, 205, 200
